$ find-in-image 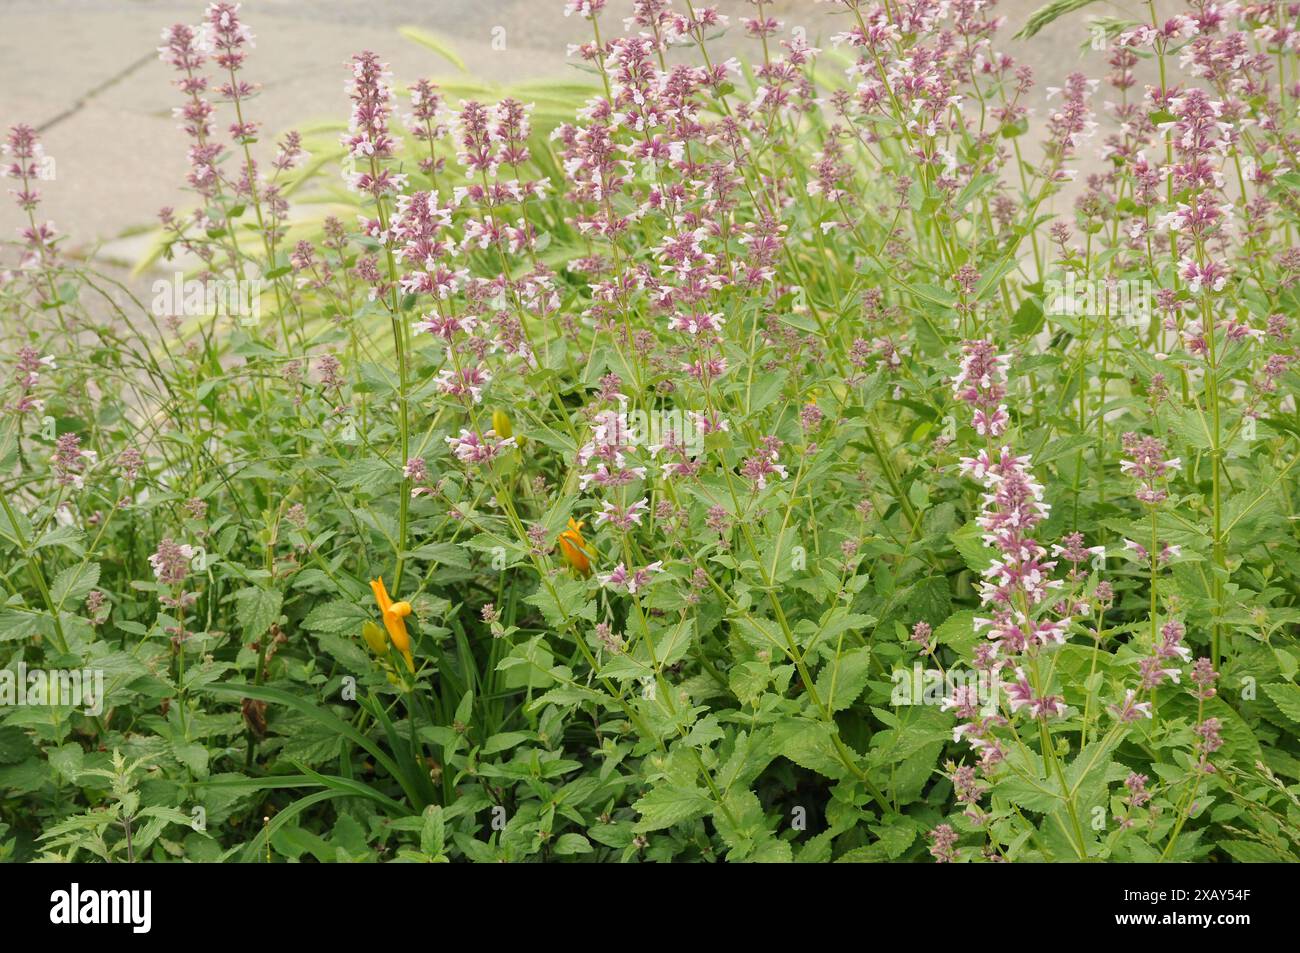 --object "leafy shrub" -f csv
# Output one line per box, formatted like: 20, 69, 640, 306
2, 0, 1299, 863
